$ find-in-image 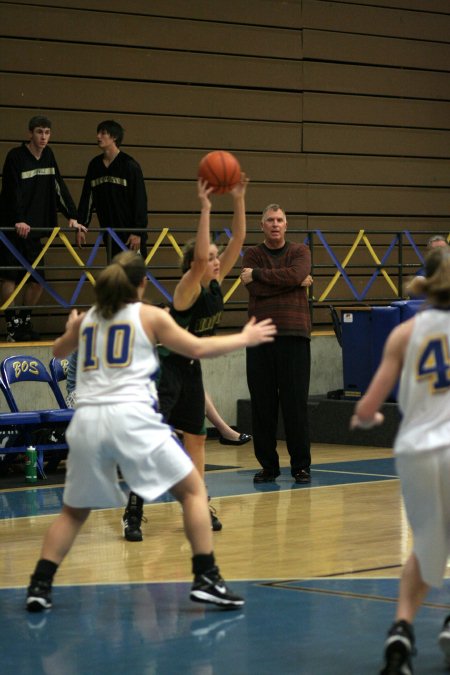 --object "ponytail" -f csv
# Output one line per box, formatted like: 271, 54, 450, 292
422, 248, 450, 308
94, 251, 146, 319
